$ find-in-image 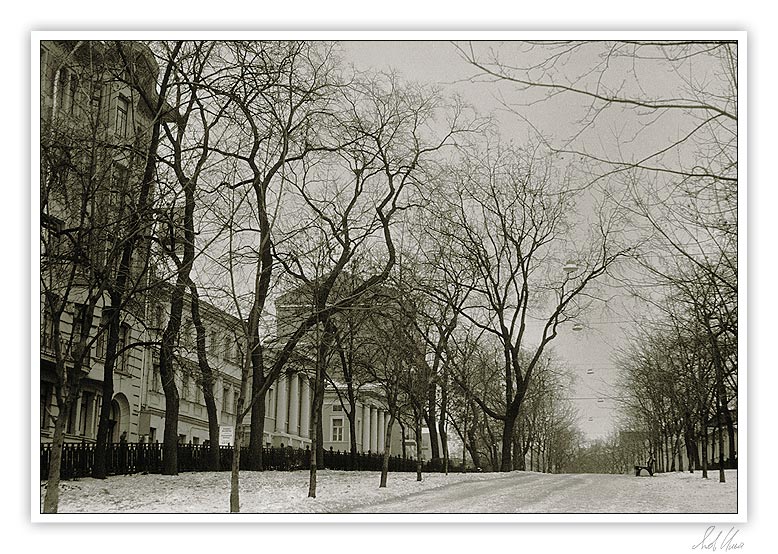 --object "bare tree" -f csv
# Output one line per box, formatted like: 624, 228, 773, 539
153, 40, 233, 472
443, 140, 630, 471
270, 72, 465, 497
91, 41, 181, 479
